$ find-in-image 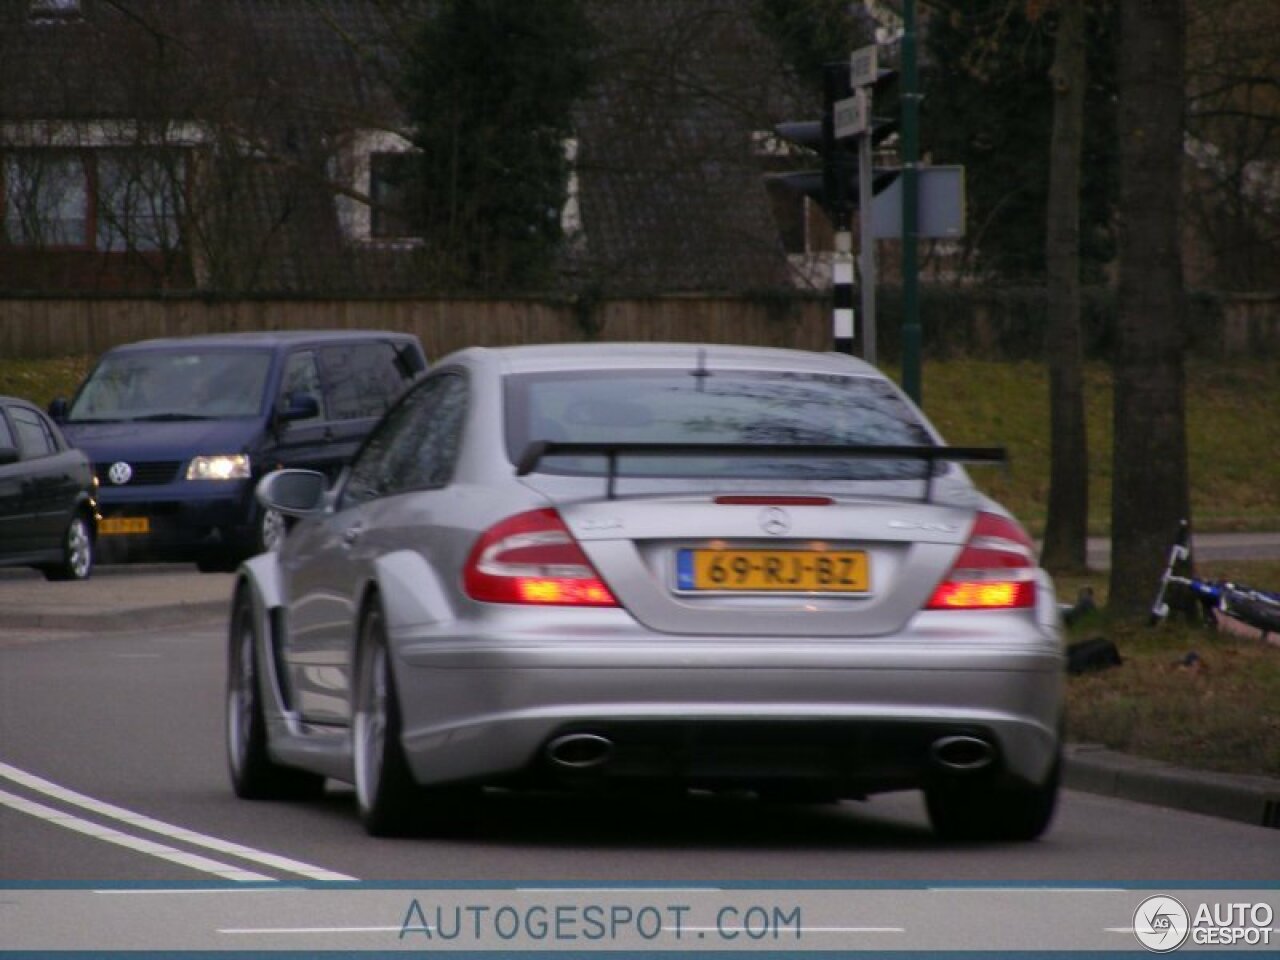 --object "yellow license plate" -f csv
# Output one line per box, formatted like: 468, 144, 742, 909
99, 516, 150, 535
678, 549, 870, 593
